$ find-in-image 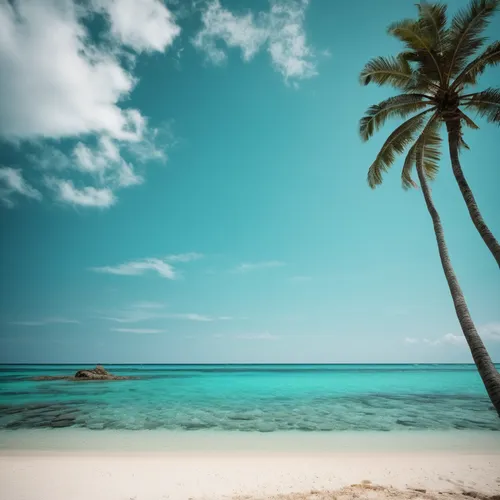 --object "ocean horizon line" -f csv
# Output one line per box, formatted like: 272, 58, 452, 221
0, 362, 495, 366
